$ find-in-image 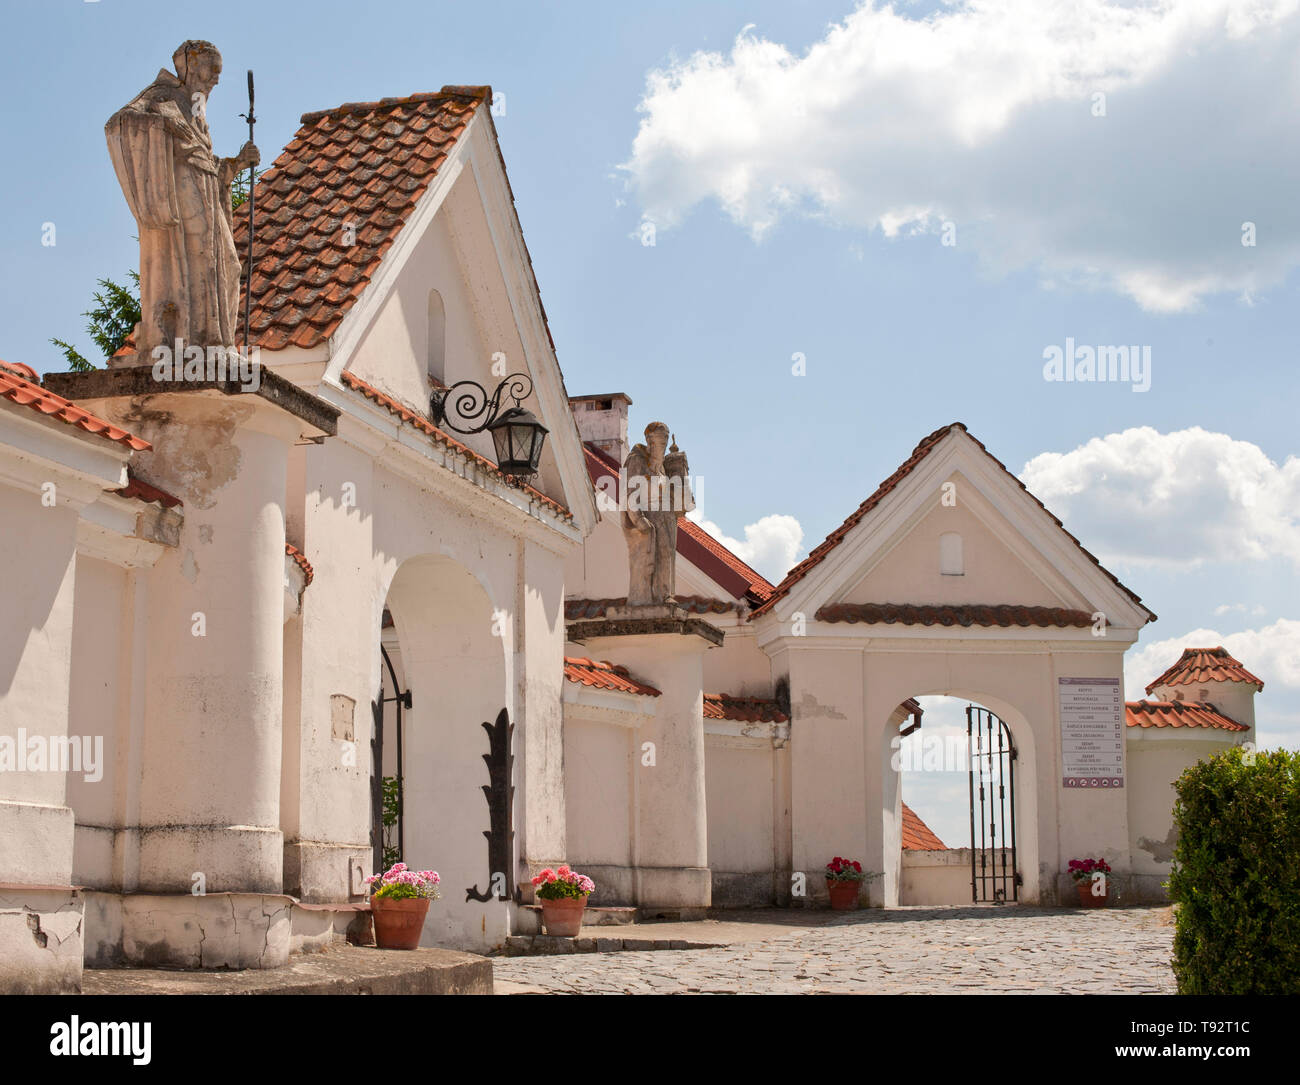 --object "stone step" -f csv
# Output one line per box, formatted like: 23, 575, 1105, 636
516, 904, 637, 934
499, 932, 725, 957
81, 944, 491, 994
